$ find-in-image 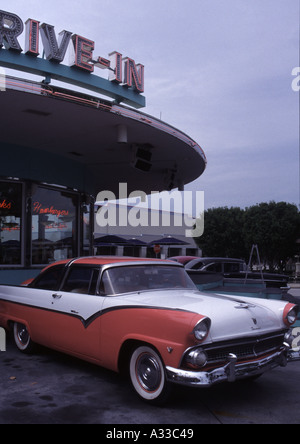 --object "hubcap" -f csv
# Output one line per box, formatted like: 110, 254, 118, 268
16, 324, 29, 345
136, 353, 162, 392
